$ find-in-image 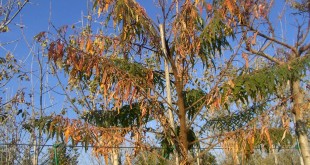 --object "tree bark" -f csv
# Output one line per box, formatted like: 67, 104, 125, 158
159, 23, 188, 164
175, 79, 188, 164
168, 55, 188, 163
292, 80, 310, 165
